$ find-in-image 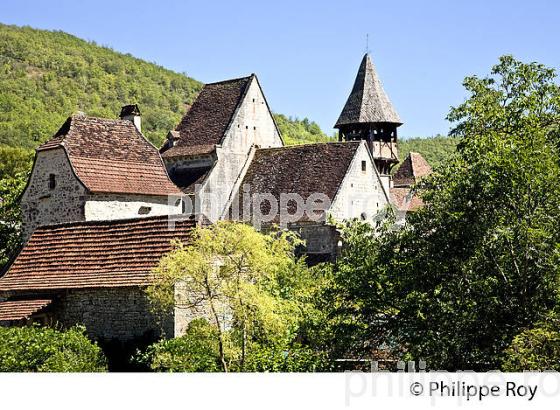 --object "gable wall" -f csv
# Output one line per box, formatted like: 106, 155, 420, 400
329, 142, 389, 222
21, 148, 88, 240
200, 79, 283, 222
